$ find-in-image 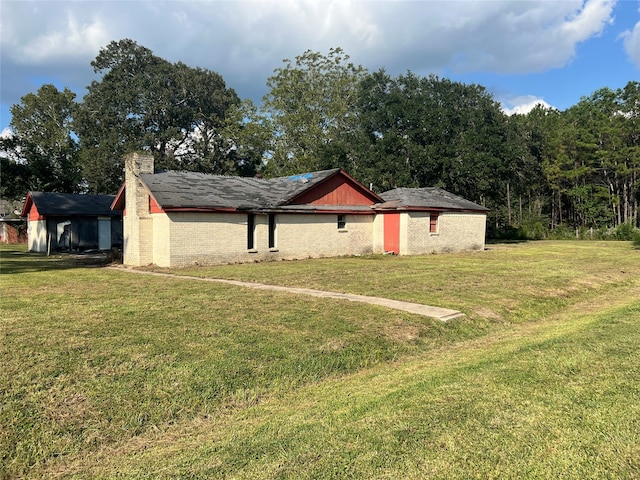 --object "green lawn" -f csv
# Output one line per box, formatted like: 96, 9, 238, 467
1, 241, 639, 479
